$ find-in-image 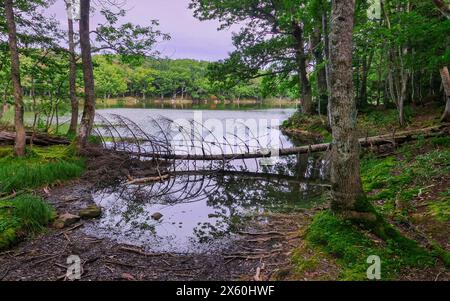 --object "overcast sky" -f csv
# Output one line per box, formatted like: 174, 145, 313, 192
46, 0, 237, 61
